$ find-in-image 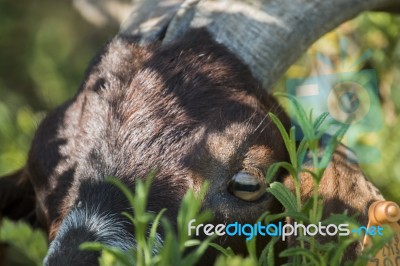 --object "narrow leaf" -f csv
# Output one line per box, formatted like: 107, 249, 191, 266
267, 182, 298, 212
